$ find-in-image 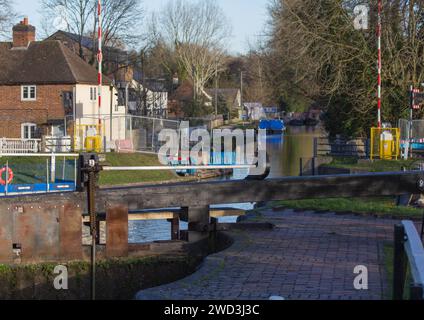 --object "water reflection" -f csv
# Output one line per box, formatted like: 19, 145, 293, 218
129, 126, 325, 244
268, 126, 325, 178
